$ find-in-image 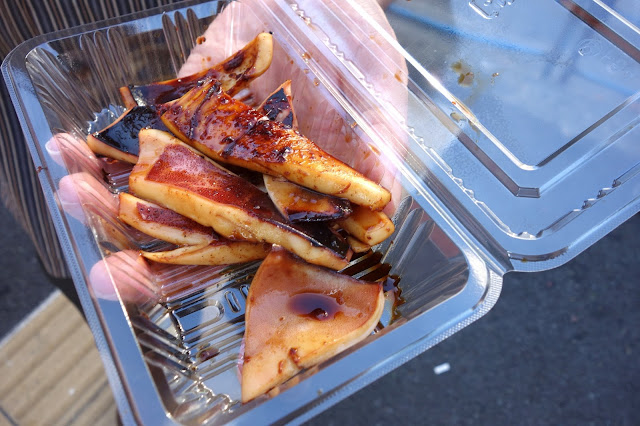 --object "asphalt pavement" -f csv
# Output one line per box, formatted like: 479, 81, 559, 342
0, 206, 57, 338
1, 200, 639, 425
